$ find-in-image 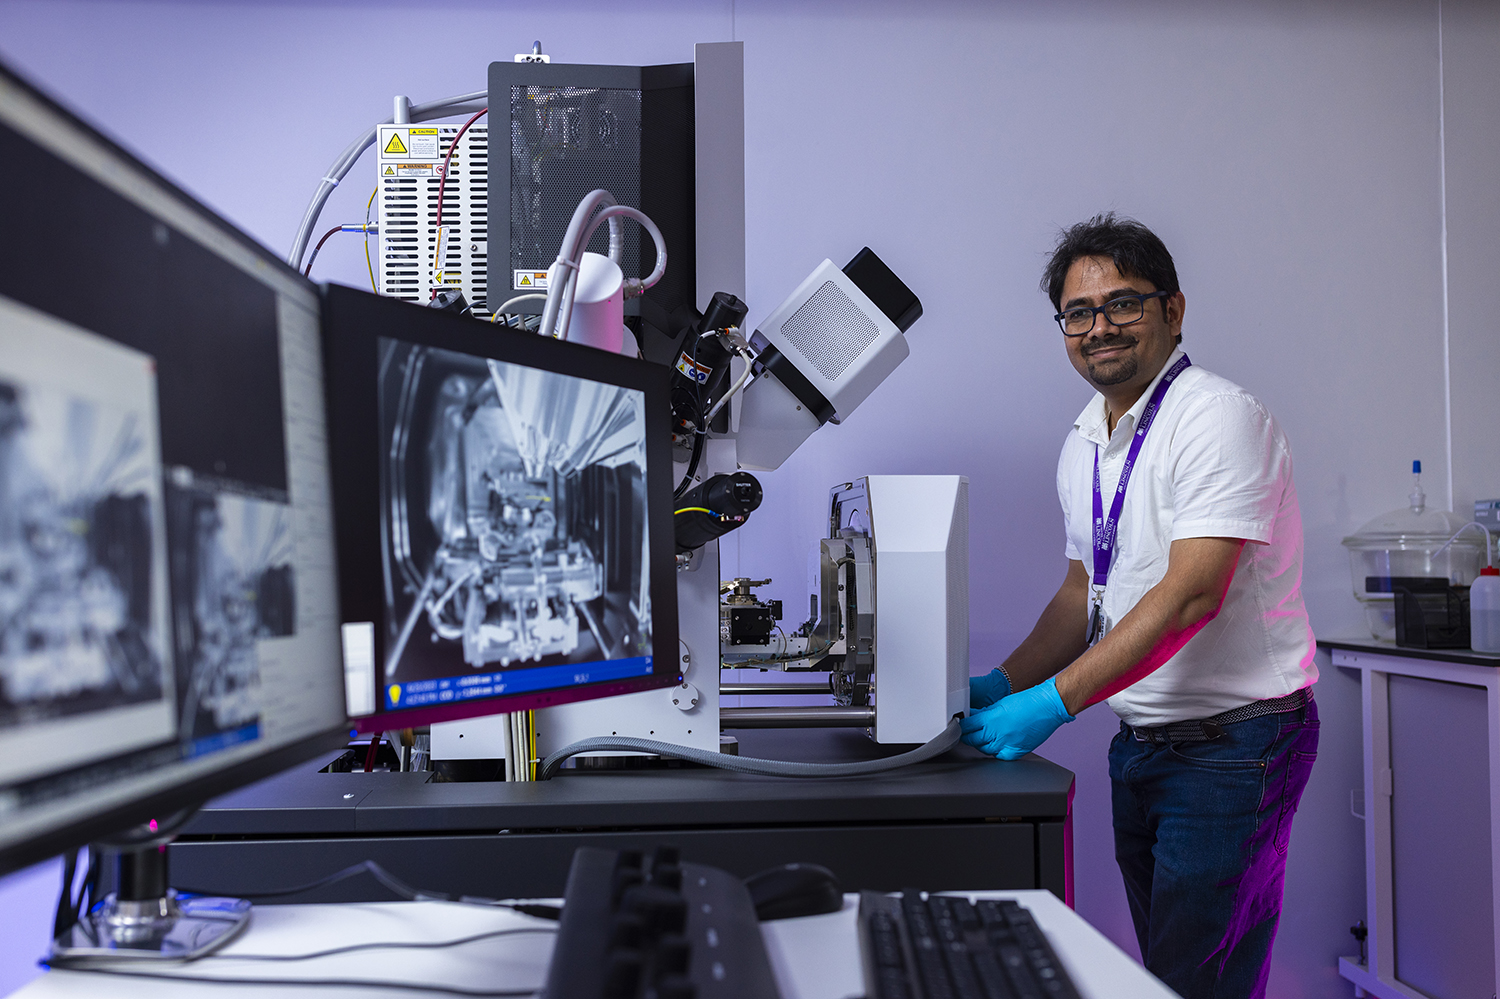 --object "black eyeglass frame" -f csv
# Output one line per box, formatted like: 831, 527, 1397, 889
1054, 290, 1172, 337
